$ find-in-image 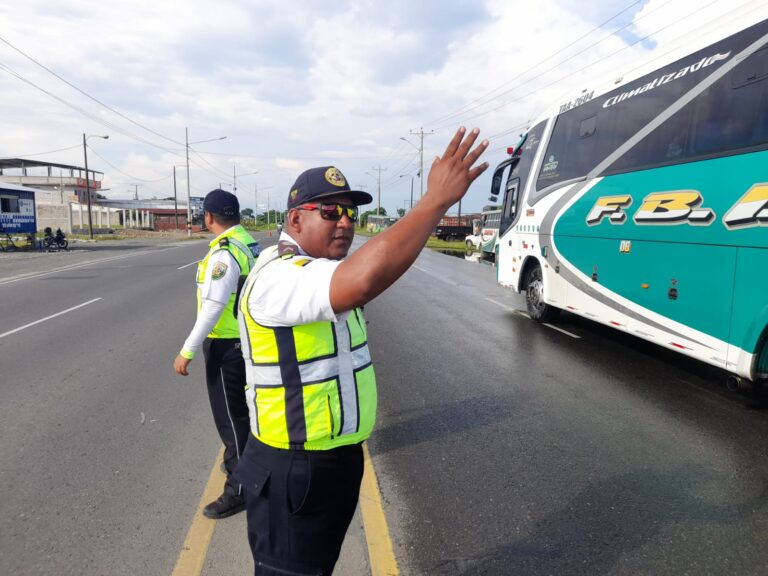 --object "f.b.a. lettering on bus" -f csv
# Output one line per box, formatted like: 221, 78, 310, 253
586, 183, 768, 229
